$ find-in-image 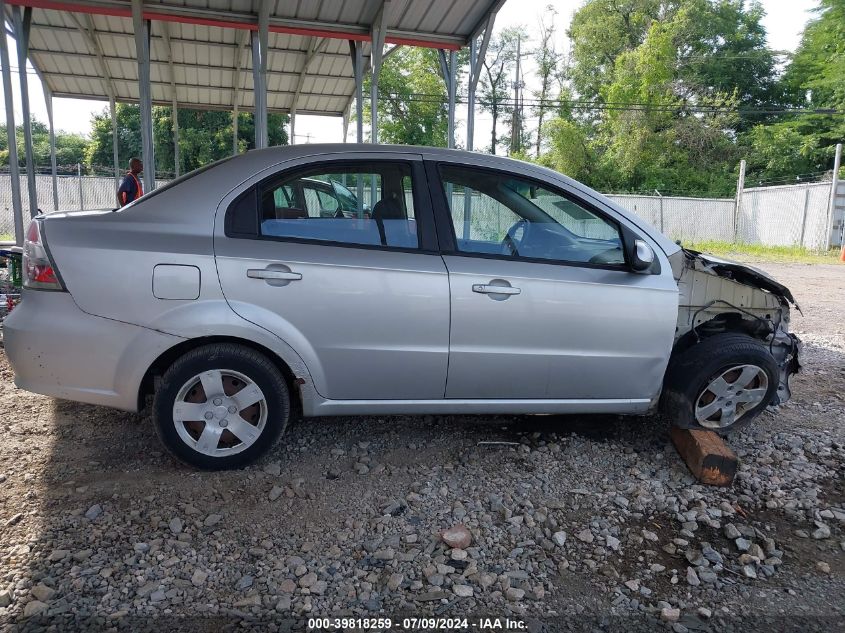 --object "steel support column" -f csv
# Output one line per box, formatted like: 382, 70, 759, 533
438, 49, 457, 149
251, 1, 269, 149
1, 0, 24, 243
348, 40, 364, 214
71, 12, 119, 194
13, 6, 37, 217
463, 13, 495, 240
170, 94, 179, 176
466, 14, 495, 151
132, 0, 155, 192
289, 111, 295, 144
232, 103, 239, 153
43, 85, 58, 210
290, 37, 328, 146
231, 30, 248, 155
109, 96, 119, 193
734, 159, 746, 242
369, 1, 388, 144
828, 143, 842, 248
349, 39, 364, 144
162, 23, 179, 177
